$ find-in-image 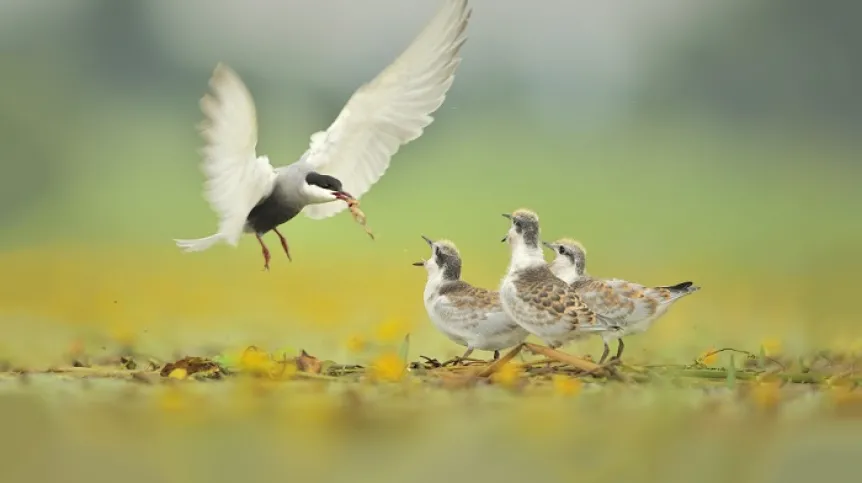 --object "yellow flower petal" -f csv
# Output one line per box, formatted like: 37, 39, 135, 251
375, 319, 408, 344
239, 346, 277, 377
346, 335, 366, 353
761, 338, 782, 357
370, 352, 406, 382
491, 362, 522, 388
751, 380, 781, 411
158, 386, 188, 412
168, 368, 187, 380
552, 374, 583, 396
699, 348, 719, 366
